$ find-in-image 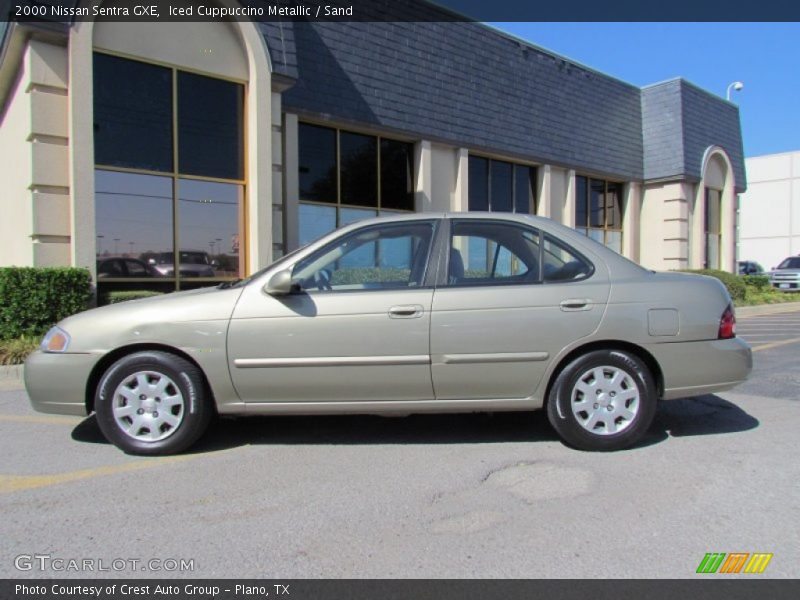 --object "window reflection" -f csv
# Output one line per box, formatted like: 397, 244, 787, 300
299, 203, 336, 246
177, 179, 243, 278
340, 132, 377, 207
95, 170, 173, 277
